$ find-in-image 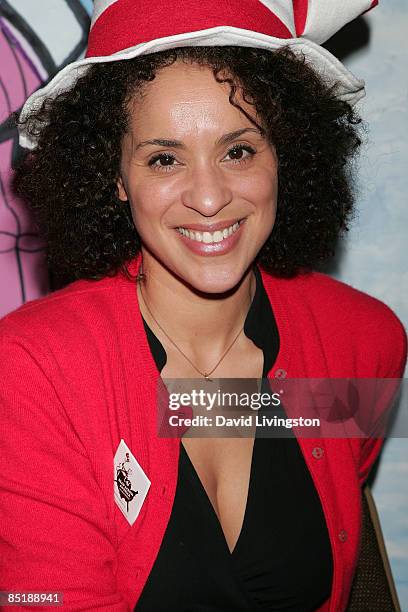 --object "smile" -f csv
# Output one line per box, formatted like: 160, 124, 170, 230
176, 220, 244, 244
